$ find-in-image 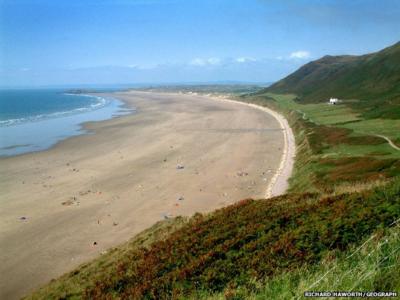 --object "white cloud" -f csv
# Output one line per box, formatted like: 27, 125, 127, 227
128, 63, 158, 70
289, 51, 310, 59
235, 57, 256, 63
190, 58, 205, 66
190, 57, 221, 66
